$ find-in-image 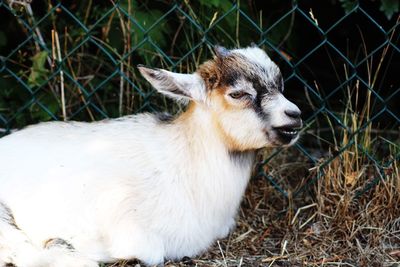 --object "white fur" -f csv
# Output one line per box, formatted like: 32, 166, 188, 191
0, 46, 301, 267
0, 112, 254, 266
232, 47, 280, 82
265, 93, 301, 128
